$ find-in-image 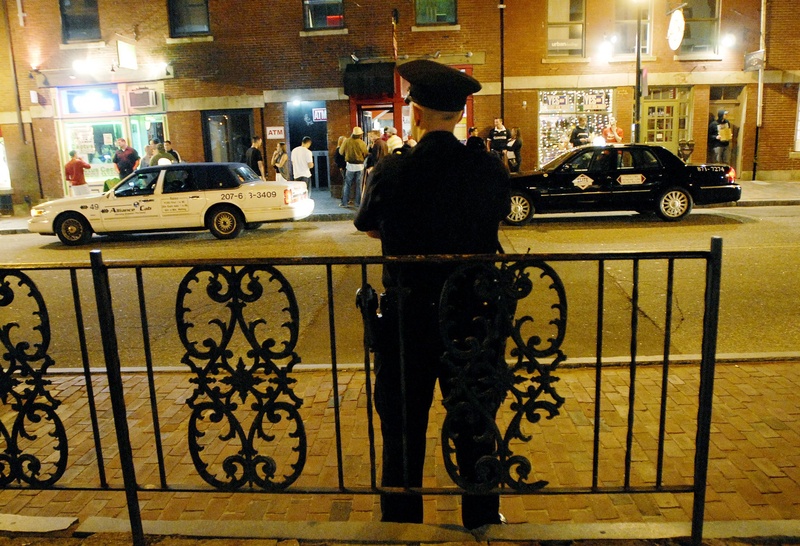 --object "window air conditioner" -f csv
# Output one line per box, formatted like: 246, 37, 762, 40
128, 89, 158, 108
